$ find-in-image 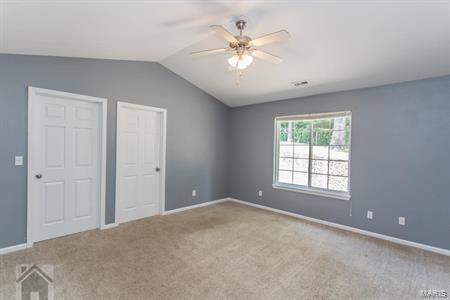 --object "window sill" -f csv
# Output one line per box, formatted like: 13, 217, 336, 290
272, 183, 351, 201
